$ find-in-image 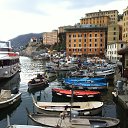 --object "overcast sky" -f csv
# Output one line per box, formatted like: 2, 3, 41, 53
0, 0, 128, 41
